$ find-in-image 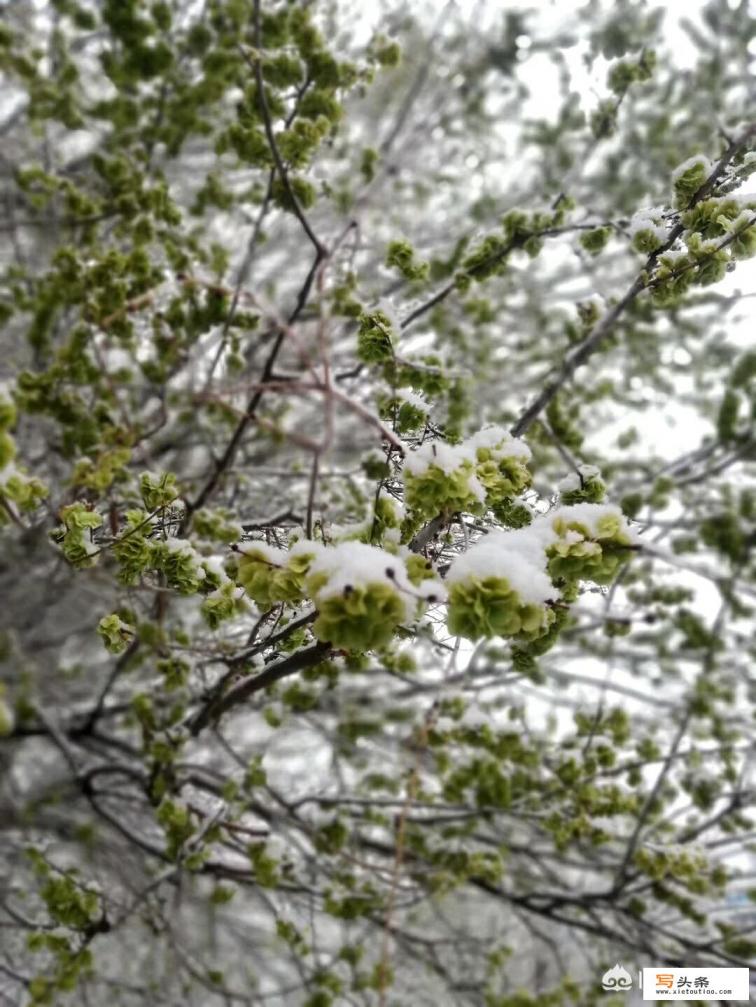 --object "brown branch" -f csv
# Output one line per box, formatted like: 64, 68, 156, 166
189, 640, 330, 735
242, 3, 326, 259
399, 220, 625, 332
